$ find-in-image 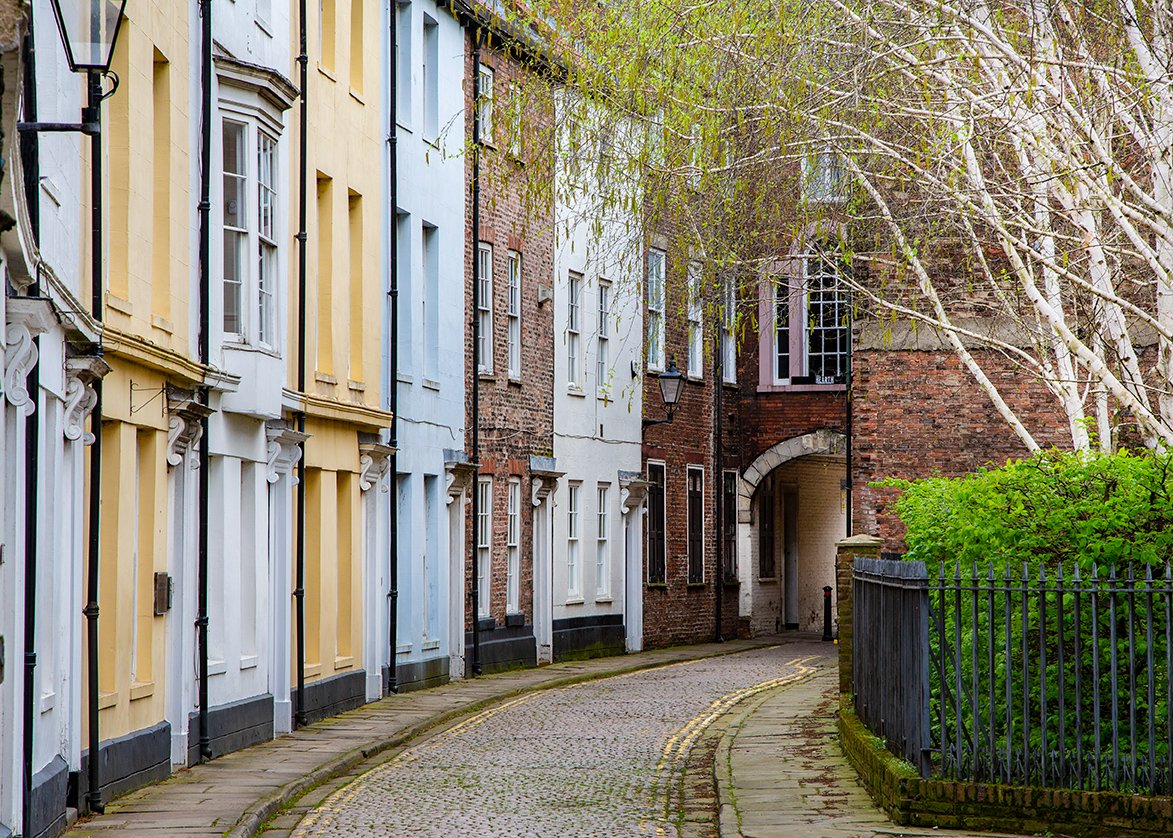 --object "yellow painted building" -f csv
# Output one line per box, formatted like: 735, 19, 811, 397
288, 0, 392, 716
86, 0, 199, 789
